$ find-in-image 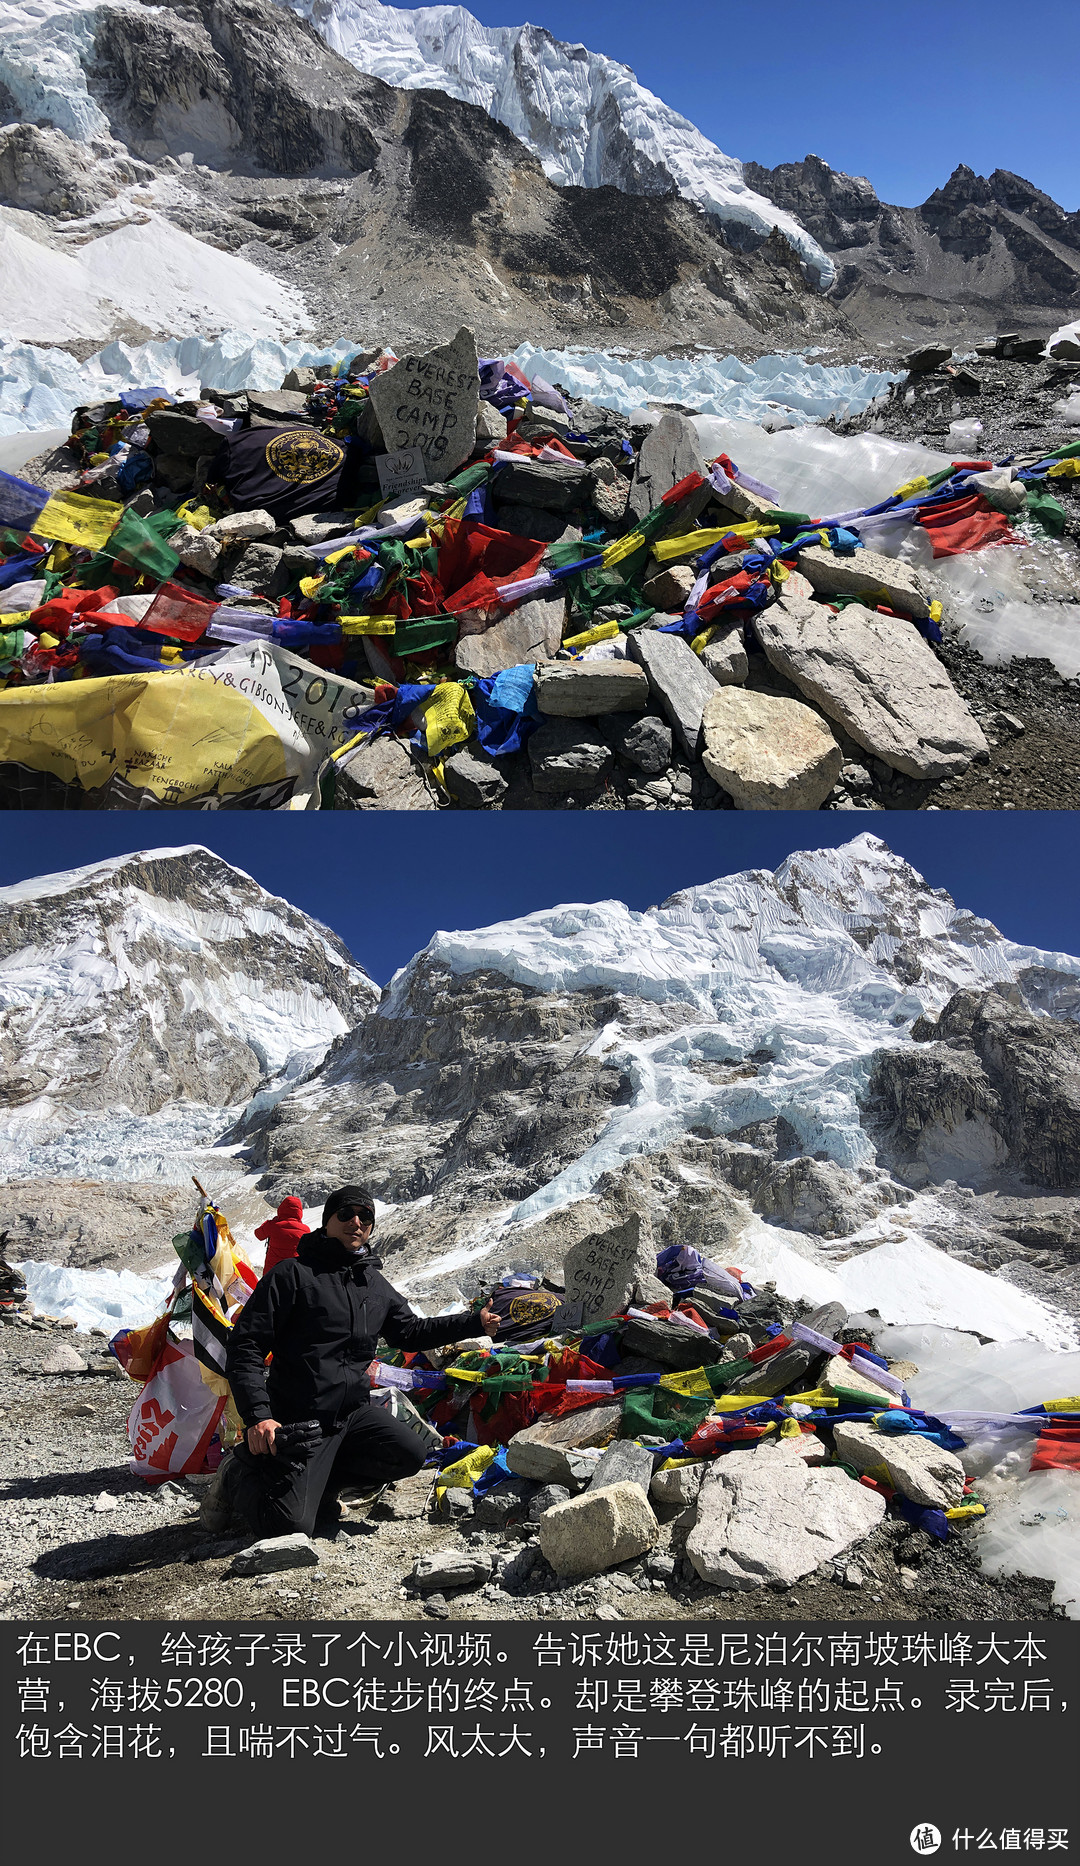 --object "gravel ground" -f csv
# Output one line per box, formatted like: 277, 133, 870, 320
0, 1312, 1061, 1627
